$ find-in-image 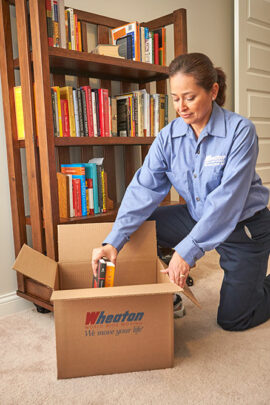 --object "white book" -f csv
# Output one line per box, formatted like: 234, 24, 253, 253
72, 89, 80, 137
58, 0, 66, 49
67, 8, 75, 50
66, 174, 74, 217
